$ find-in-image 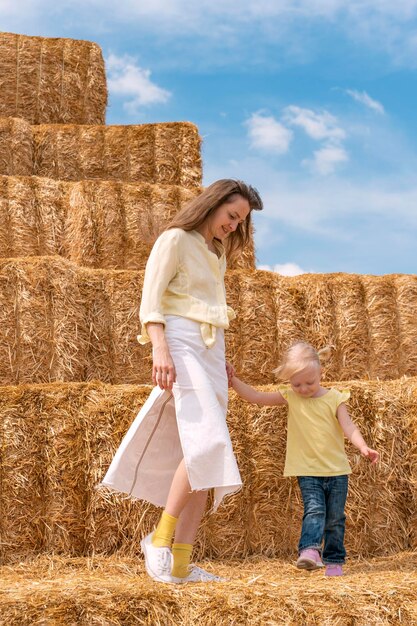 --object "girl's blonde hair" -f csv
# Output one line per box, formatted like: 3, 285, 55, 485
166, 179, 263, 262
273, 341, 332, 380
